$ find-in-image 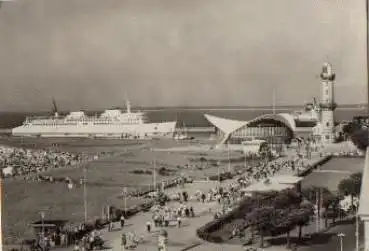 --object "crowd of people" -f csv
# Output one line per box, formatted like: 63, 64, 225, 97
239, 156, 307, 184
29, 222, 104, 251
322, 150, 364, 157
0, 145, 82, 178
6, 136, 331, 251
